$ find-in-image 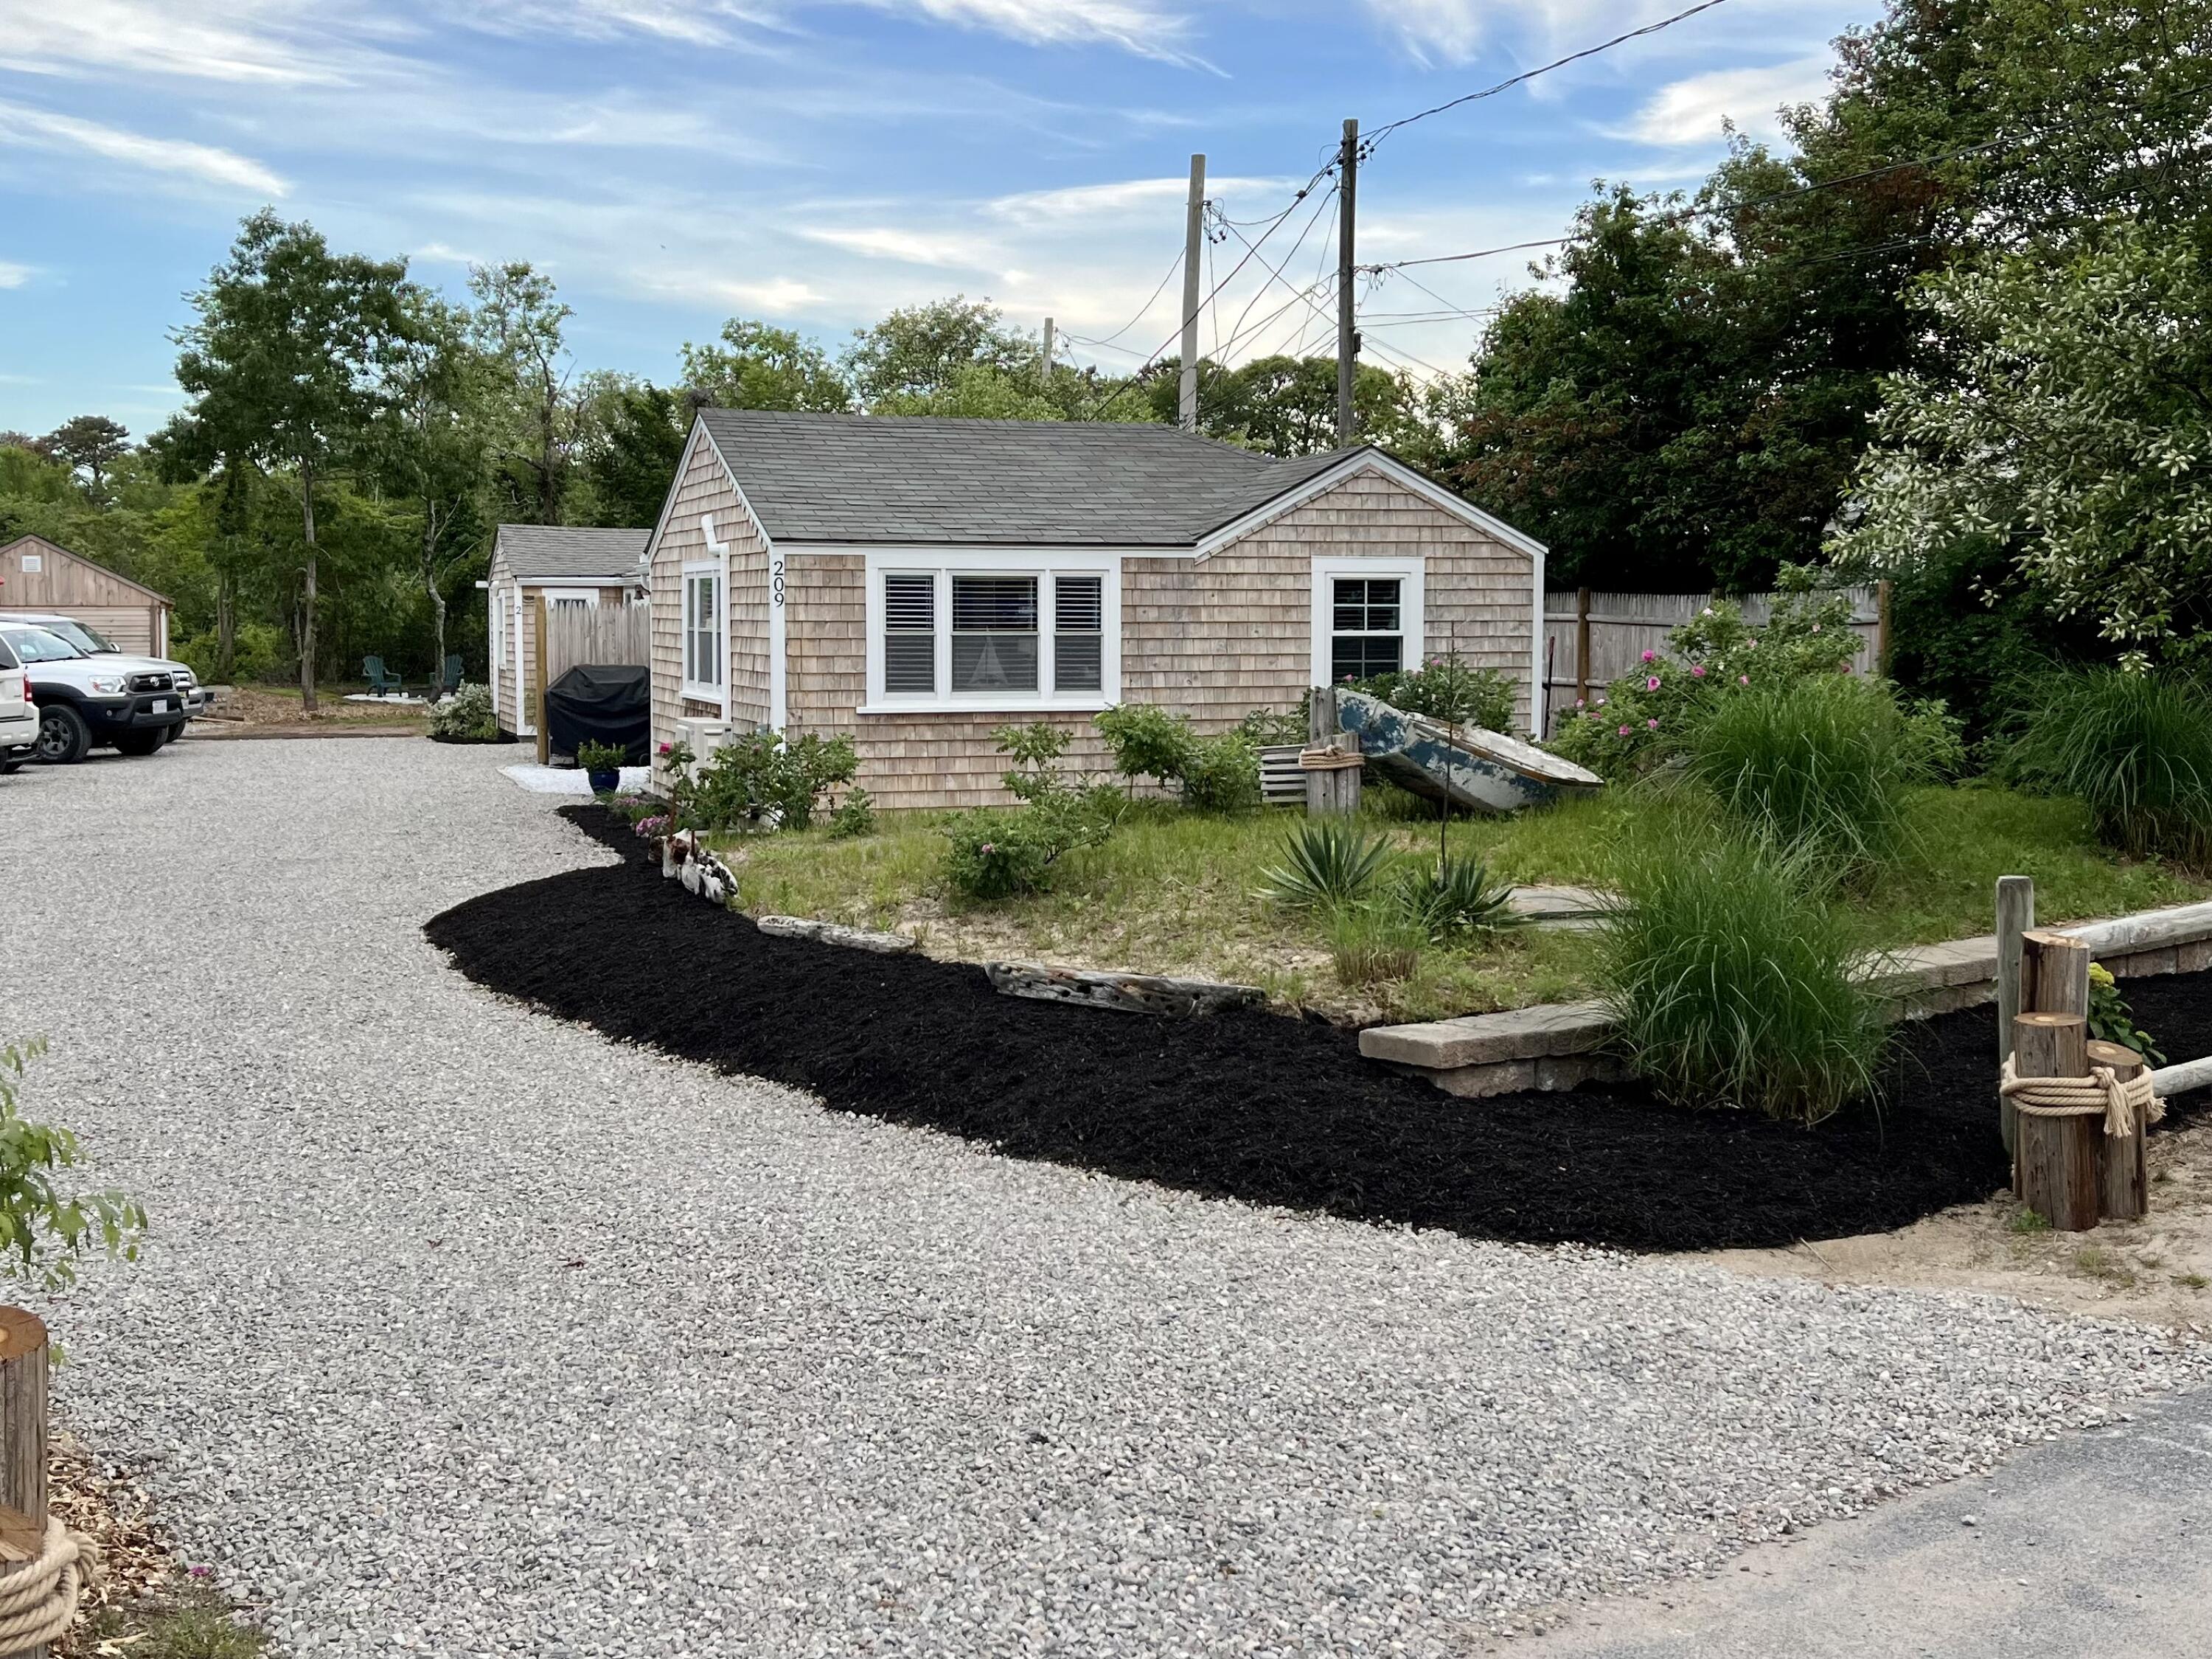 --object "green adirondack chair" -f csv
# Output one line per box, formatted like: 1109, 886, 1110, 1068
363, 656, 406, 698
435, 653, 464, 695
